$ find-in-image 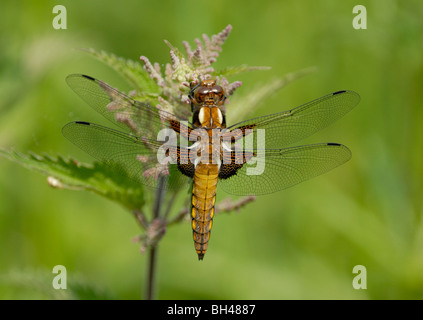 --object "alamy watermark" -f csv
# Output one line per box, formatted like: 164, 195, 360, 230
52, 5, 67, 30
352, 265, 367, 290
156, 126, 266, 176
352, 5, 367, 30
52, 265, 67, 289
